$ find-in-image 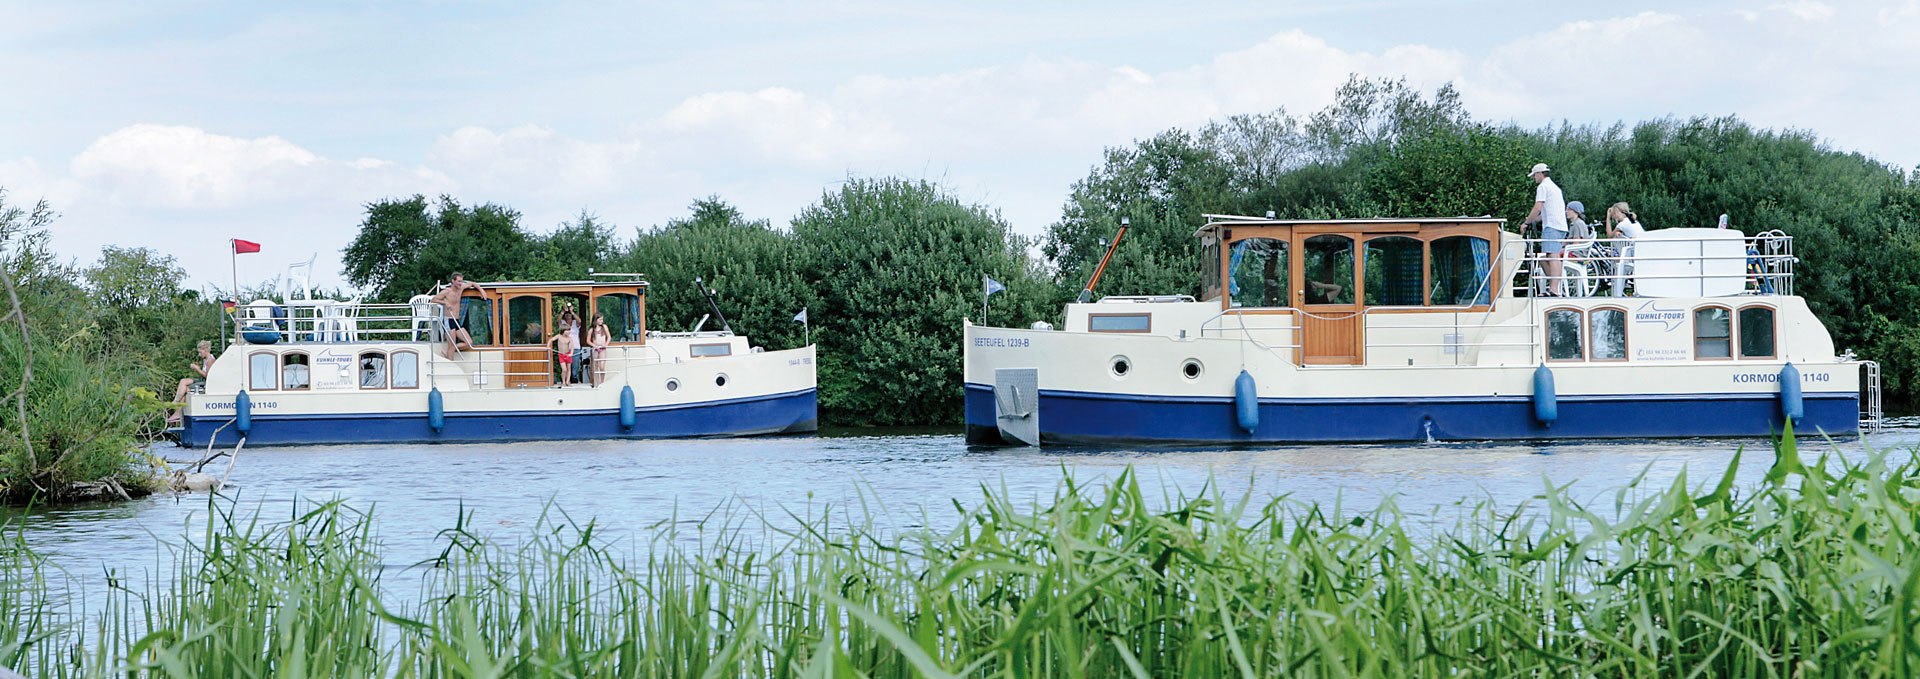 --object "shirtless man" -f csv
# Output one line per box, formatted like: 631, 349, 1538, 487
432, 273, 479, 359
